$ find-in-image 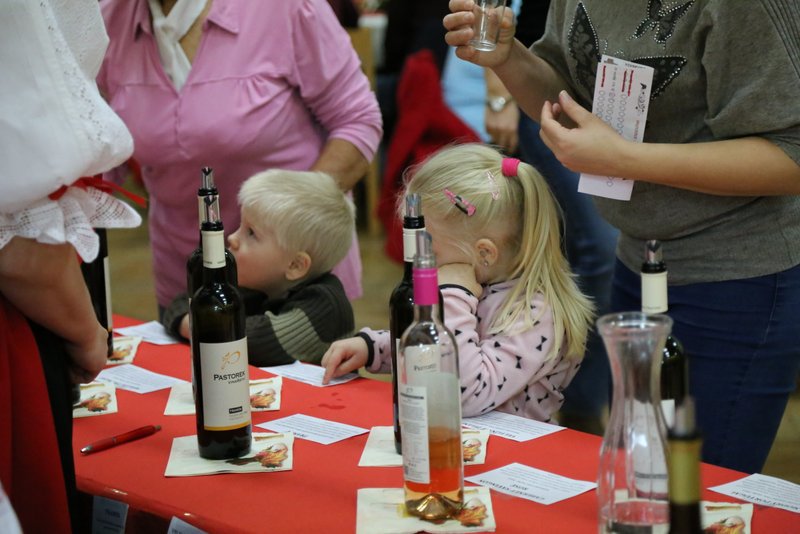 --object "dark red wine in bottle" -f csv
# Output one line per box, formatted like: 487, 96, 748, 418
641, 240, 688, 429
389, 194, 425, 454
190, 187, 251, 460
667, 398, 703, 534
81, 227, 113, 357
